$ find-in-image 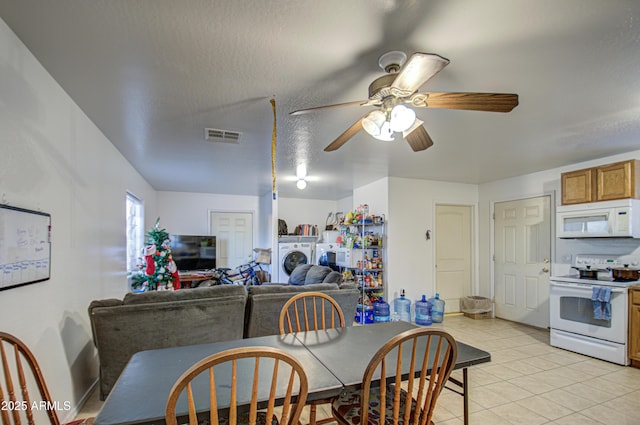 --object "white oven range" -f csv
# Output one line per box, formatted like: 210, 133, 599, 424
550, 254, 638, 365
